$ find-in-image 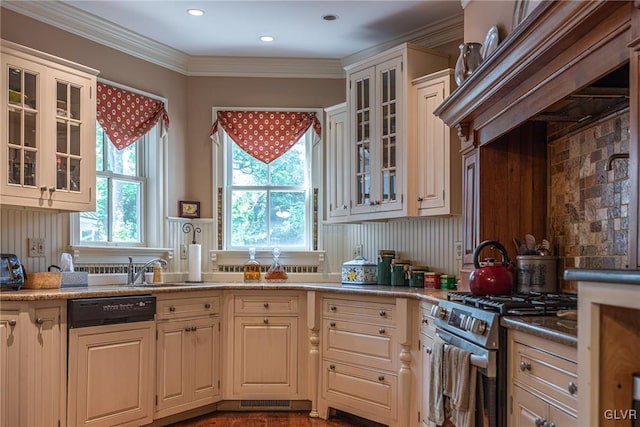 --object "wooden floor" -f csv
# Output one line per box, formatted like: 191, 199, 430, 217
170, 411, 386, 427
